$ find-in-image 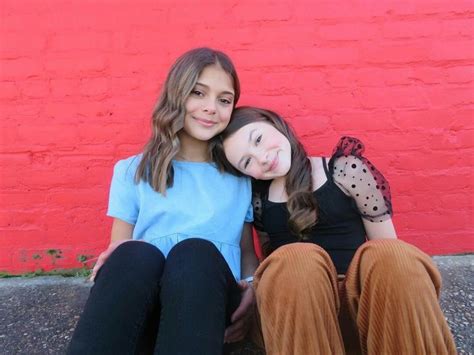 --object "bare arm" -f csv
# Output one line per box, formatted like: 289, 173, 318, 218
363, 217, 397, 240
240, 222, 259, 278
225, 223, 259, 343
256, 229, 272, 260
90, 218, 134, 281
110, 218, 134, 242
